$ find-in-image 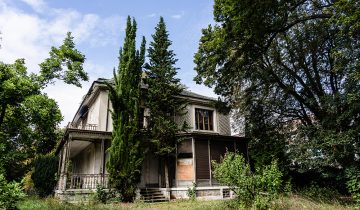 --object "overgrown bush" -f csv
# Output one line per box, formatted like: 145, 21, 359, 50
0, 173, 25, 210
31, 153, 58, 197
346, 166, 360, 207
296, 183, 341, 202
186, 182, 196, 201
21, 171, 35, 195
95, 184, 109, 204
212, 152, 283, 209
